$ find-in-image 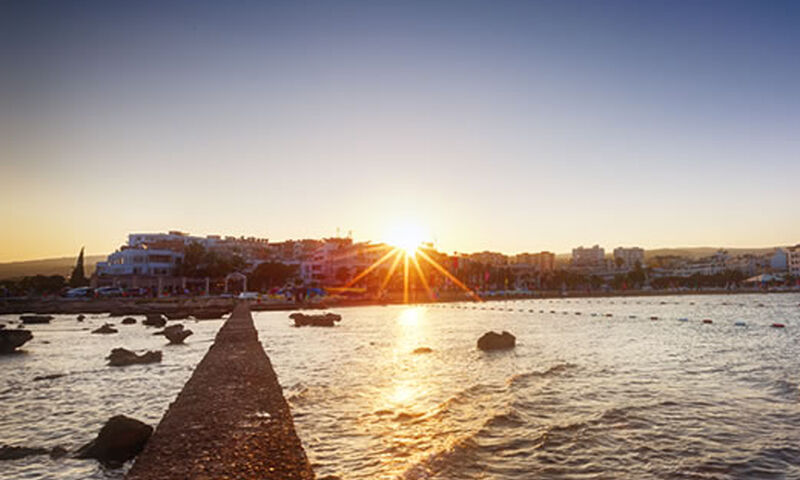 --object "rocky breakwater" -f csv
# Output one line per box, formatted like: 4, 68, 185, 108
126, 302, 314, 480
0, 325, 33, 353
